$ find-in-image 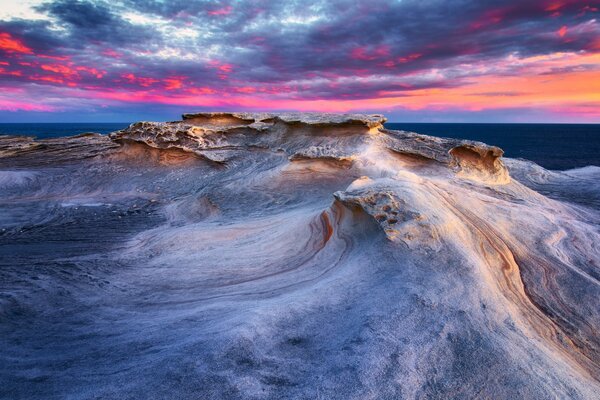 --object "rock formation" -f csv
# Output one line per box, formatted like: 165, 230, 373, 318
0, 113, 598, 399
